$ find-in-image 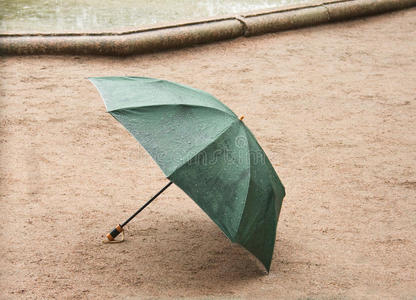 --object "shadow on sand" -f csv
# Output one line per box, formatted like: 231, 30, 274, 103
70, 213, 289, 296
